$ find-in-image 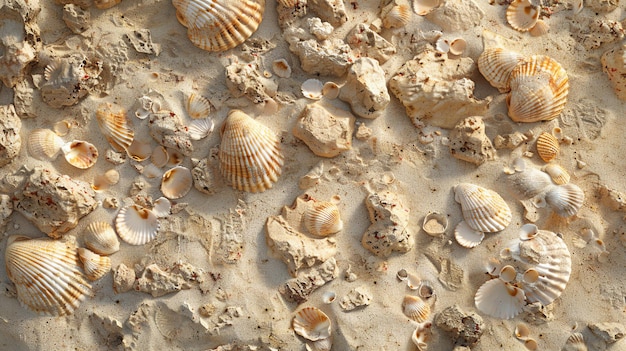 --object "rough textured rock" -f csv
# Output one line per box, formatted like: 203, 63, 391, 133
0, 1, 41, 88
0, 194, 13, 232
293, 103, 354, 157
113, 263, 136, 294
225, 59, 277, 104
585, 0, 619, 12
191, 157, 218, 195
434, 305, 485, 347
279, 257, 338, 303
308, 0, 347, 26
425, 0, 484, 32
571, 18, 624, 50
339, 57, 390, 119
601, 44, 626, 101
346, 23, 396, 64
0, 105, 22, 167
307, 17, 333, 40
589, 322, 626, 344
133, 262, 203, 297
286, 28, 353, 77
125, 29, 161, 55
62, 4, 90, 34
361, 191, 413, 257
449, 116, 496, 165
40, 55, 102, 108
12, 80, 35, 117
148, 111, 193, 156
339, 286, 372, 311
